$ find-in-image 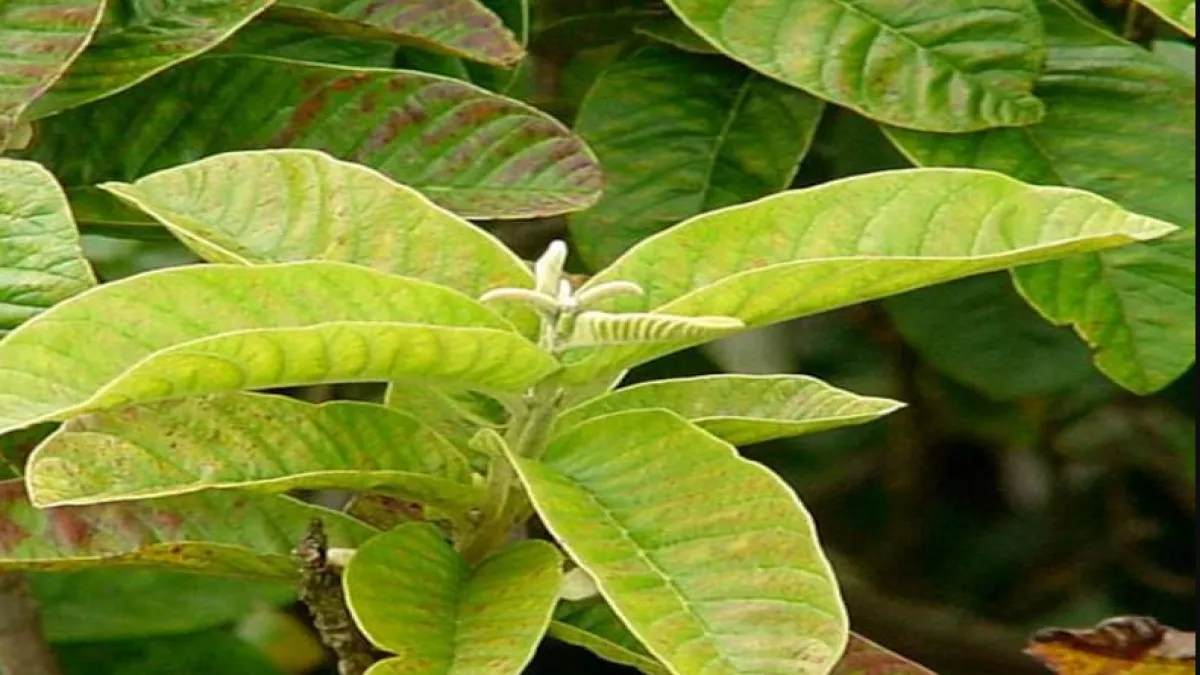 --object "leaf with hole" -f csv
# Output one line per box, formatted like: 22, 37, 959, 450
24, 0, 274, 121
0, 480, 375, 578
555, 375, 904, 444
16, 55, 602, 219
268, 0, 524, 67
101, 149, 538, 335
662, 0, 1047, 132
25, 393, 481, 518
0, 261, 558, 436
344, 523, 562, 675
563, 168, 1176, 384
883, 0, 1196, 393
568, 45, 824, 269
0, 158, 95, 334
508, 410, 848, 675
